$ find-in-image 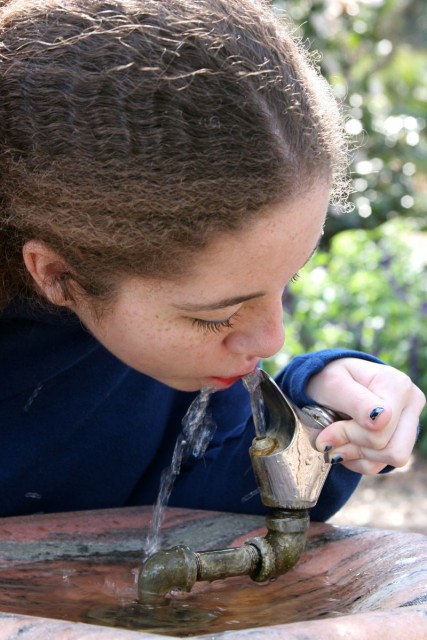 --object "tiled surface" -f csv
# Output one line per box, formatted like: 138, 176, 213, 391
0, 506, 425, 638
